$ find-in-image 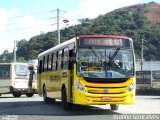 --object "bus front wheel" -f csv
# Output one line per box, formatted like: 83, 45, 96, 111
13, 92, 21, 97
110, 104, 119, 111
61, 88, 72, 110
